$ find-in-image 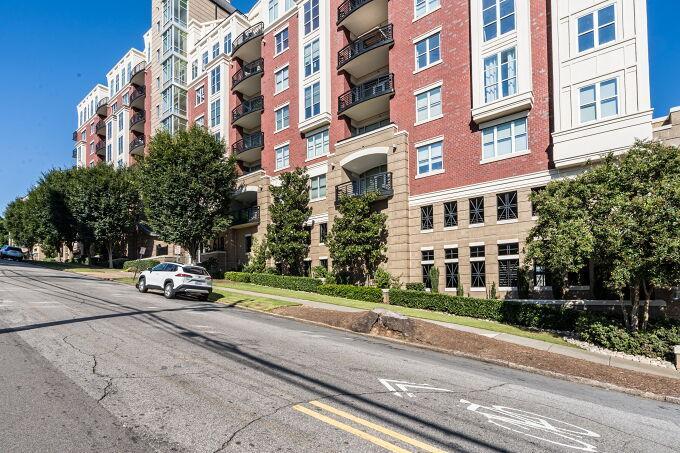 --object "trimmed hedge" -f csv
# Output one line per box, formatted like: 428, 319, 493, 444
224, 272, 251, 283
404, 283, 426, 292
123, 259, 160, 273
224, 272, 322, 292
317, 284, 384, 303
389, 289, 505, 321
